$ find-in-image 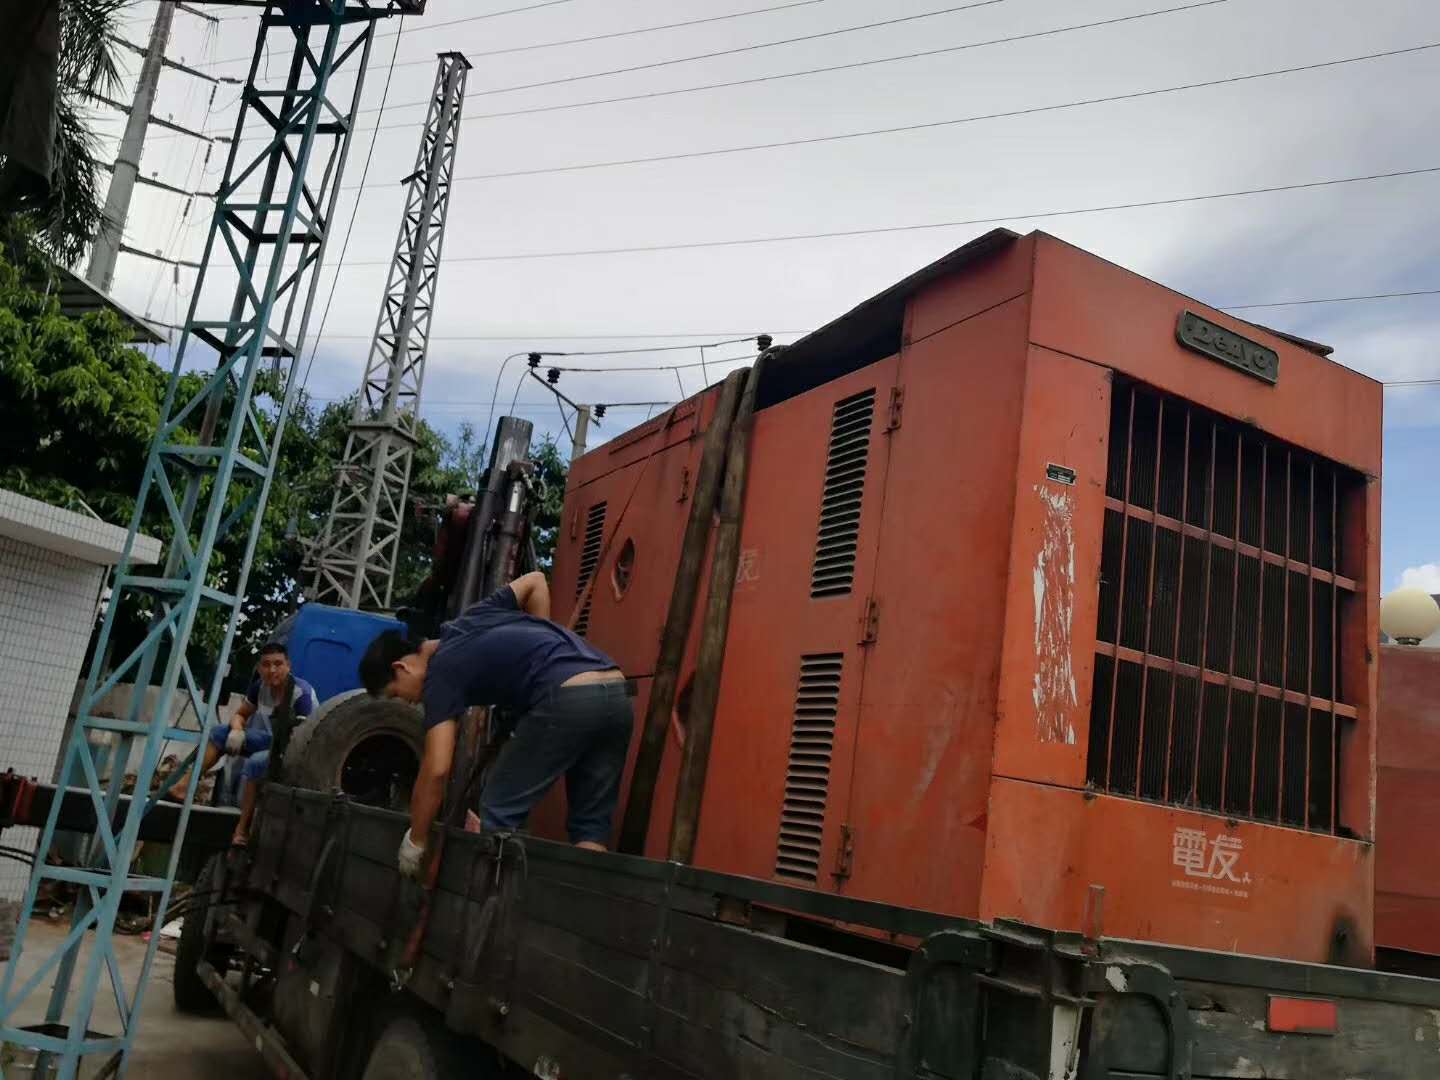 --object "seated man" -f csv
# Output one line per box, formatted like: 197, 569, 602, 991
359, 571, 631, 878
171, 641, 316, 844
